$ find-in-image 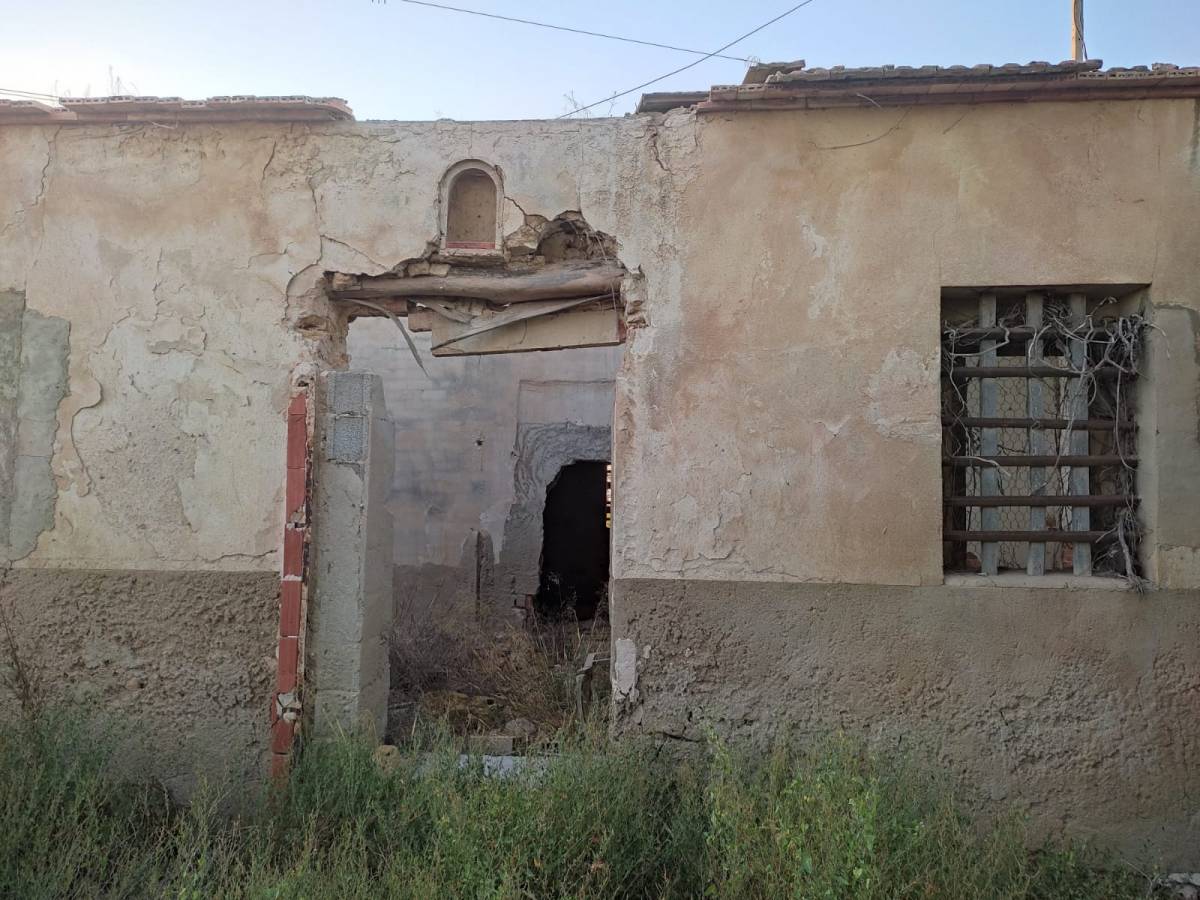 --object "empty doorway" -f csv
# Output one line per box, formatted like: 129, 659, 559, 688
535, 460, 610, 621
